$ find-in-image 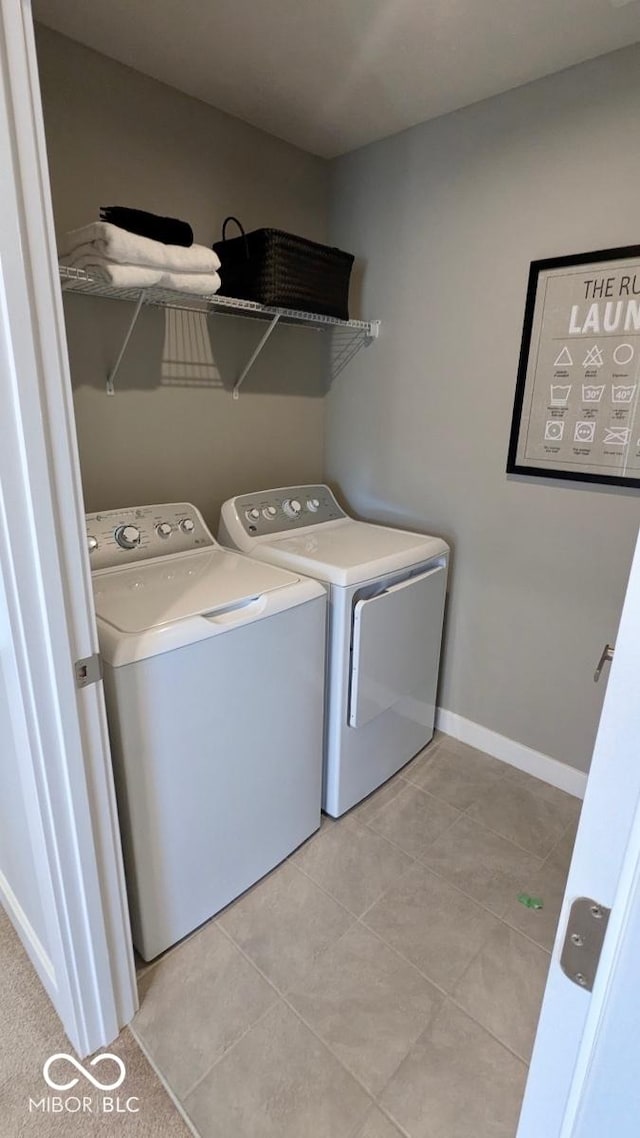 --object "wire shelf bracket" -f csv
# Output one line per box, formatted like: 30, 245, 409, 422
233, 313, 281, 400
58, 266, 380, 397
105, 292, 144, 396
